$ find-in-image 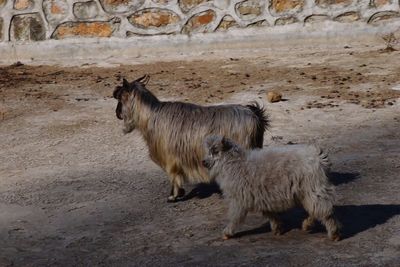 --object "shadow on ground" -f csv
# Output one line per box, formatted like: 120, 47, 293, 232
336, 204, 400, 238
234, 204, 400, 240
328, 171, 360, 186
181, 182, 222, 201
